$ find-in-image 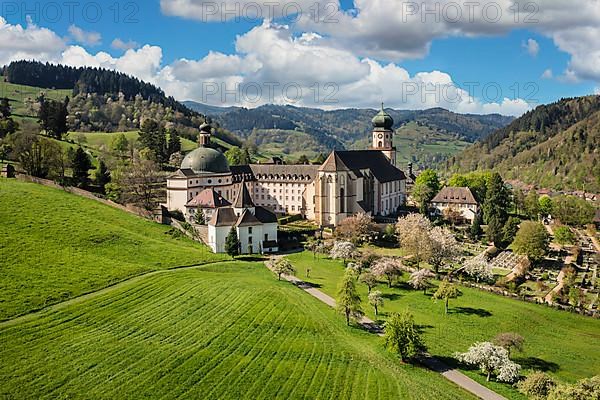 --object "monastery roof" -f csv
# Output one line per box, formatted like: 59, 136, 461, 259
254, 206, 278, 224
249, 164, 319, 181
236, 209, 261, 227
232, 181, 254, 208
209, 207, 238, 227
185, 189, 231, 208
431, 187, 478, 205
319, 150, 406, 183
